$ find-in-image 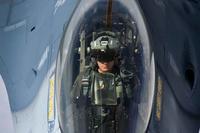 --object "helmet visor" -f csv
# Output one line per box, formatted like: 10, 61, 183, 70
93, 50, 116, 62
